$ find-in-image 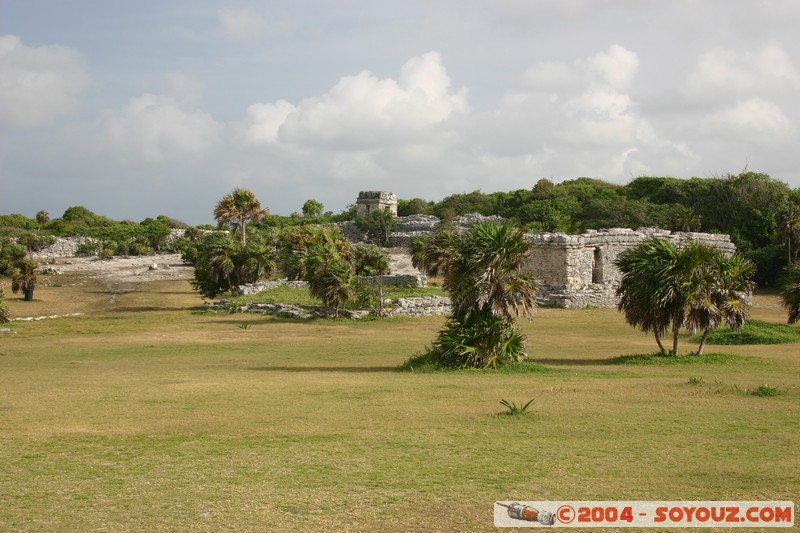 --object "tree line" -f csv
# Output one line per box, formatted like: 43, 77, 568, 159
397, 172, 800, 288
2, 170, 799, 287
